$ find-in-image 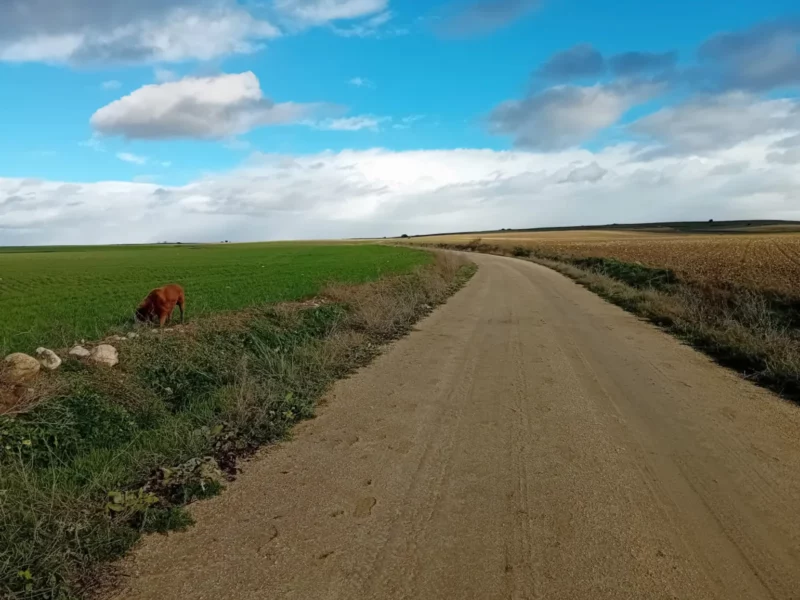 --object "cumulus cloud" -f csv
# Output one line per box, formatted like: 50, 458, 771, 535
708, 161, 749, 176
512, 18, 800, 152
772, 133, 800, 149
558, 162, 607, 184
767, 148, 800, 165
535, 44, 677, 81
0, 0, 279, 64
698, 19, 800, 91
608, 51, 678, 77
488, 81, 661, 150
632, 92, 800, 154
91, 72, 331, 140
533, 19, 800, 93
438, 0, 541, 37
5, 133, 800, 246
536, 44, 605, 80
